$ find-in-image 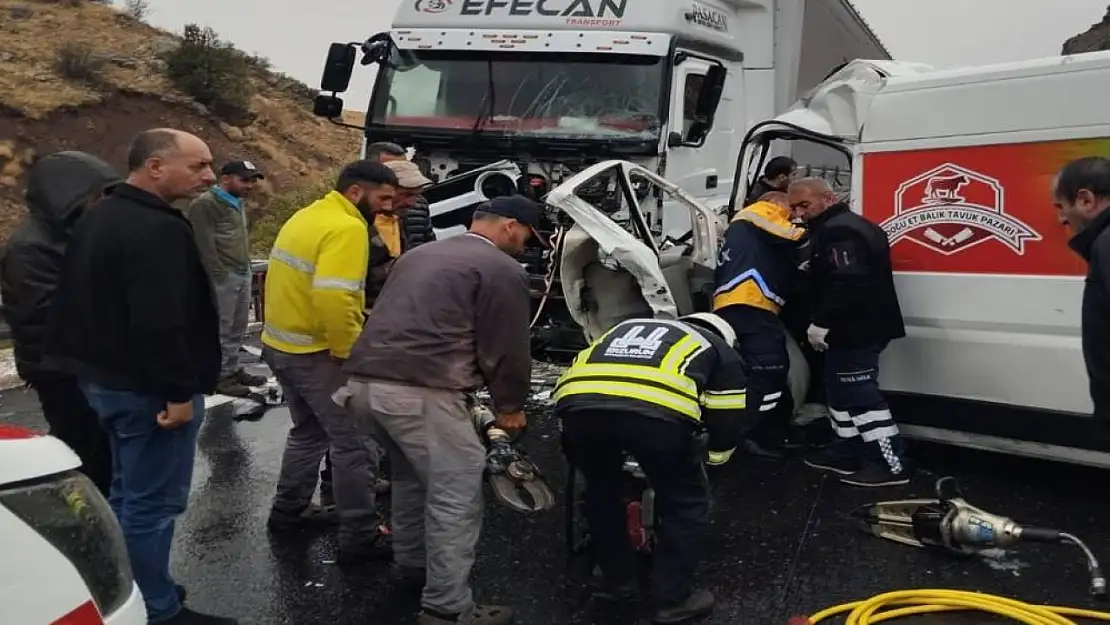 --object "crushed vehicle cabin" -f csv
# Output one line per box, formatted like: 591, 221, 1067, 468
310, 0, 890, 357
